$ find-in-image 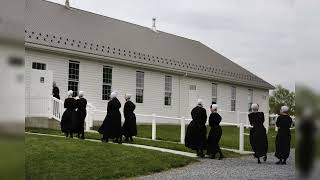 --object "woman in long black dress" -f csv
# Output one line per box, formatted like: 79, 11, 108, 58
122, 94, 137, 142
185, 99, 207, 158
76, 91, 87, 139
207, 104, 224, 160
275, 106, 293, 165
61, 90, 77, 138
248, 104, 268, 164
98, 91, 122, 144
